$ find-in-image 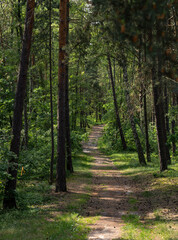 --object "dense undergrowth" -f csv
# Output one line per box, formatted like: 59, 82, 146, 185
0, 144, 95, 240
99, 122, 178, 155
0, 123, 177, 239
0, 126, 89, 199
